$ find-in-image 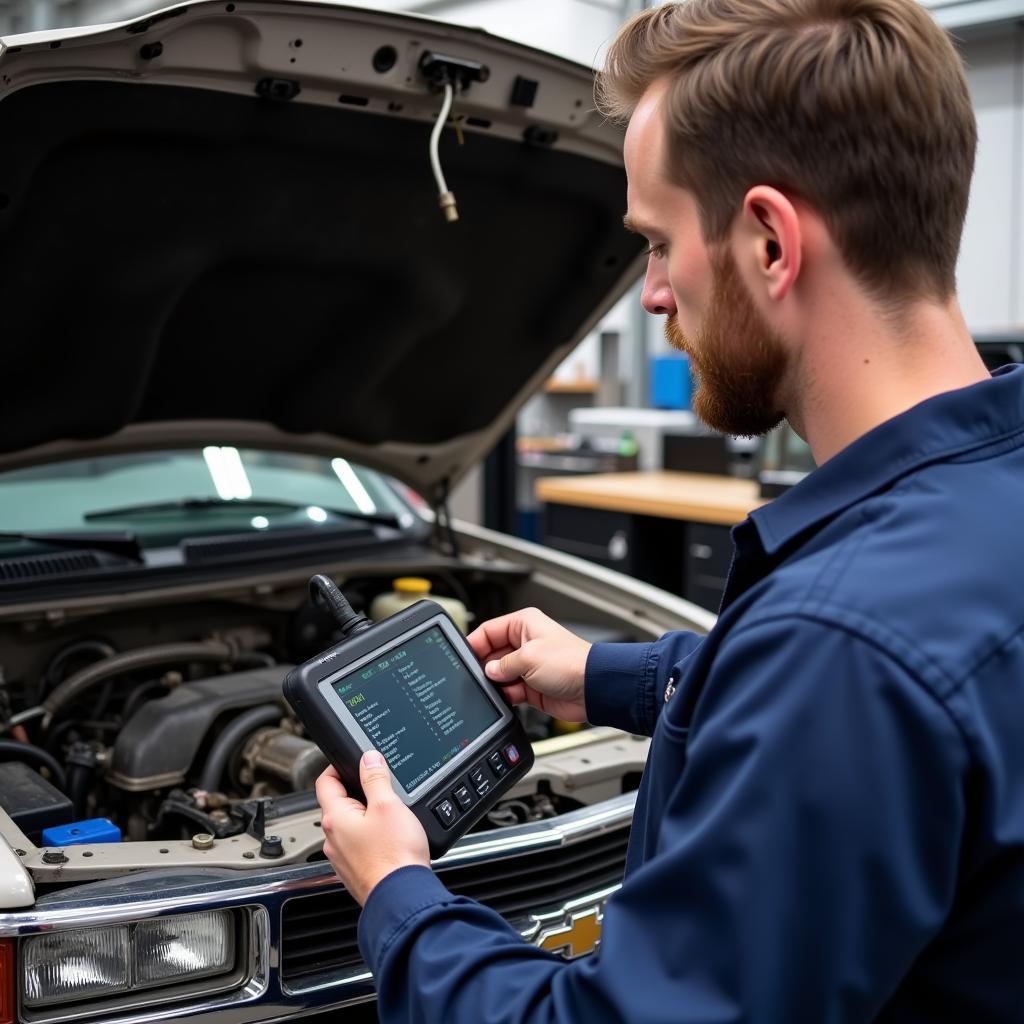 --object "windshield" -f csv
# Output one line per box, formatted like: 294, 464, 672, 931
0, 448, 421, 546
